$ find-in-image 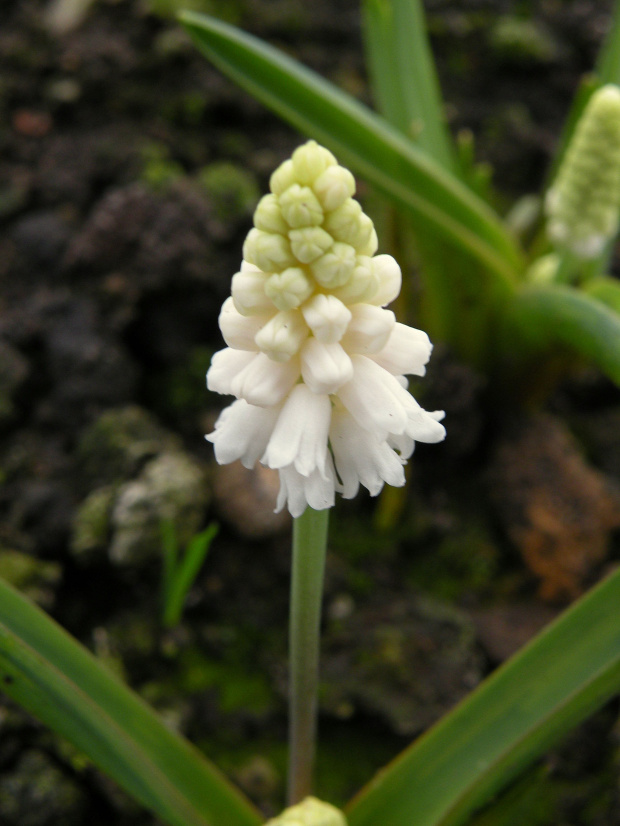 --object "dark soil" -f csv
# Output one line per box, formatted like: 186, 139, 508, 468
1, 0, 620, 824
